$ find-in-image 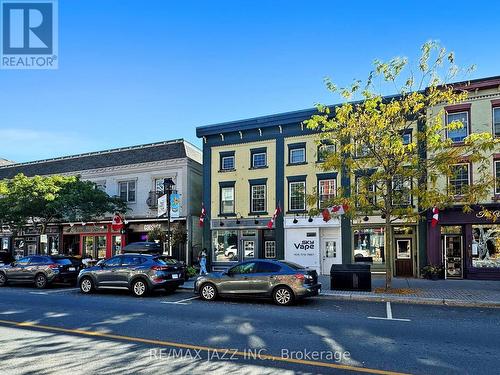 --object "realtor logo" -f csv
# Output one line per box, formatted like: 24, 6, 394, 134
1, 0, 58, 69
